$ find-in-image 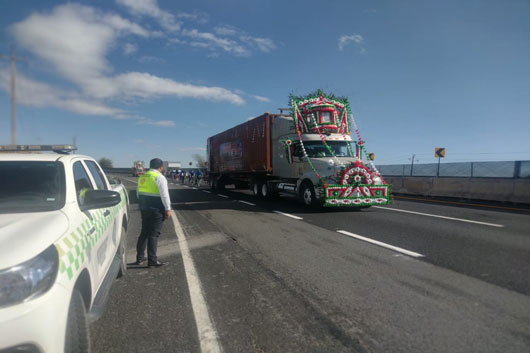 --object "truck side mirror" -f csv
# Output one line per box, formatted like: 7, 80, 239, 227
81, 190, 121, 211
